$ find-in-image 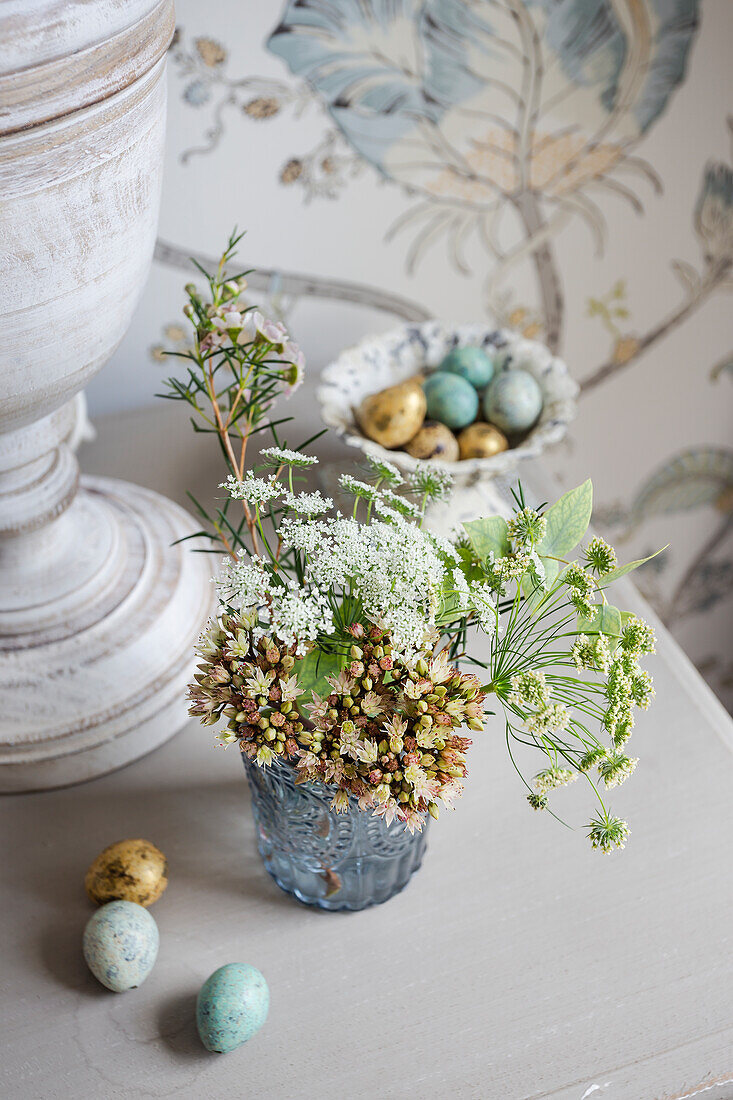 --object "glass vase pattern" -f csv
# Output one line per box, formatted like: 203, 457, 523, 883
243, 755, 429, 911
